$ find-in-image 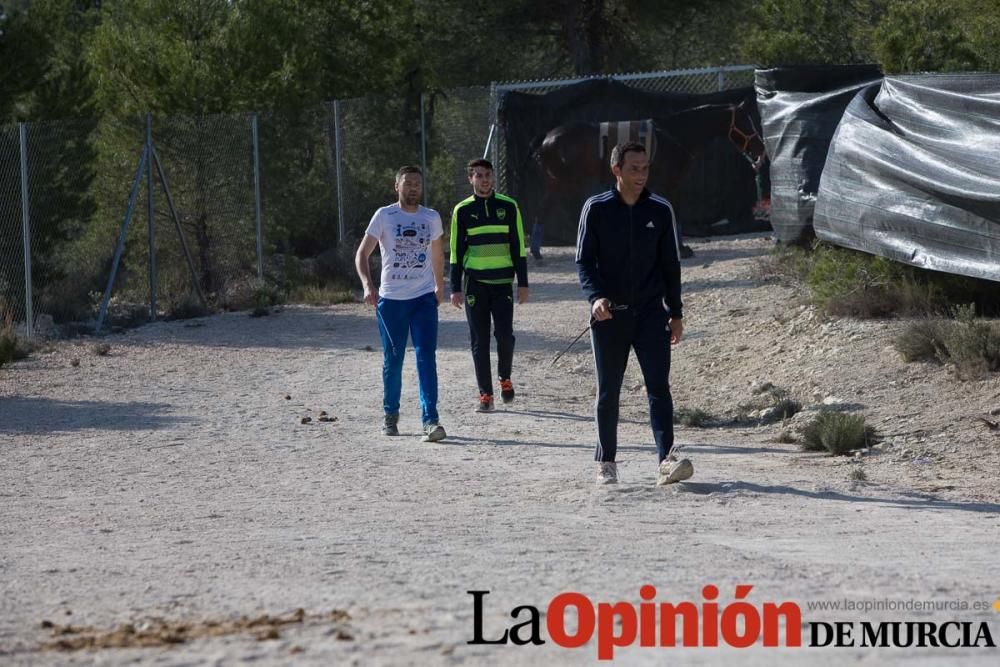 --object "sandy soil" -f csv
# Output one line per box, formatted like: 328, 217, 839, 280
2, 234, 999, 665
